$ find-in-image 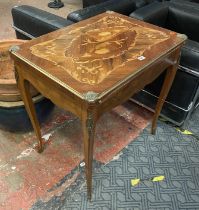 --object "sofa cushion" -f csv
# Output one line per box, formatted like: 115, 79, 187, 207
180, 39, 199, 74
